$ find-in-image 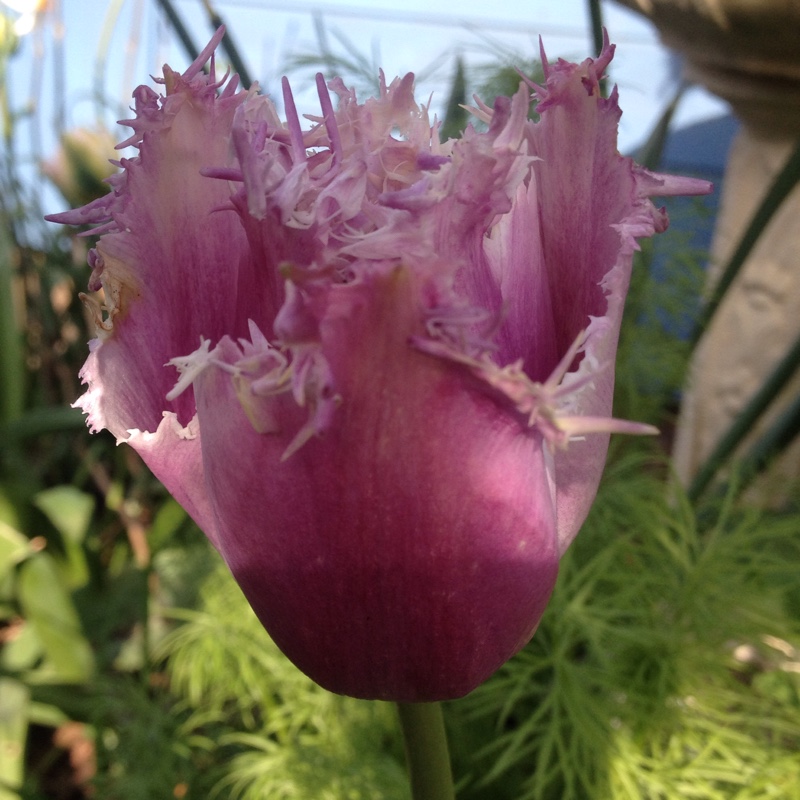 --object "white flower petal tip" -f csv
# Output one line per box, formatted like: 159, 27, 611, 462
554, 416, 659, 441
